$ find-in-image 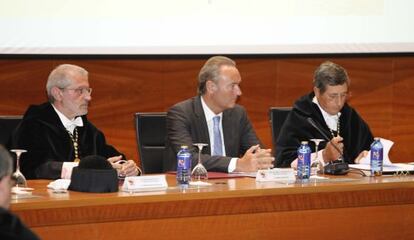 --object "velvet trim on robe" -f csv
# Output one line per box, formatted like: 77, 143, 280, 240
275, 92, 374, 167
8, 102, 124, 179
